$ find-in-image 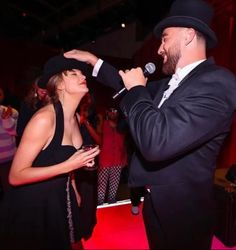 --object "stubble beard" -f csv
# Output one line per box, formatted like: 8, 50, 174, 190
162, 45, 181, 76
